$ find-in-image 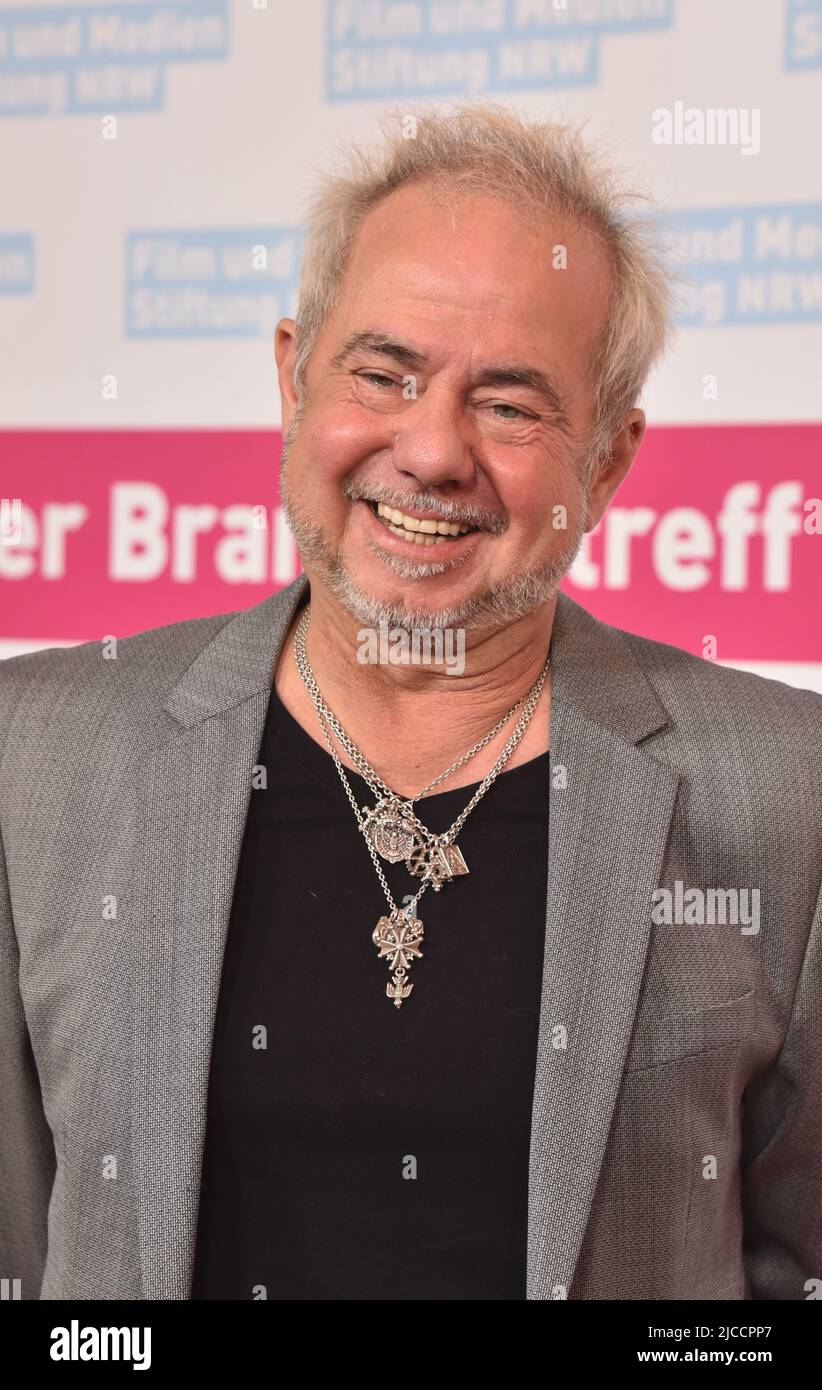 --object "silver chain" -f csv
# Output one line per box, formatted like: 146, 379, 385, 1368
295, 607, 531, 804
310, 699, 428, 917
293, 602, 551, 911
